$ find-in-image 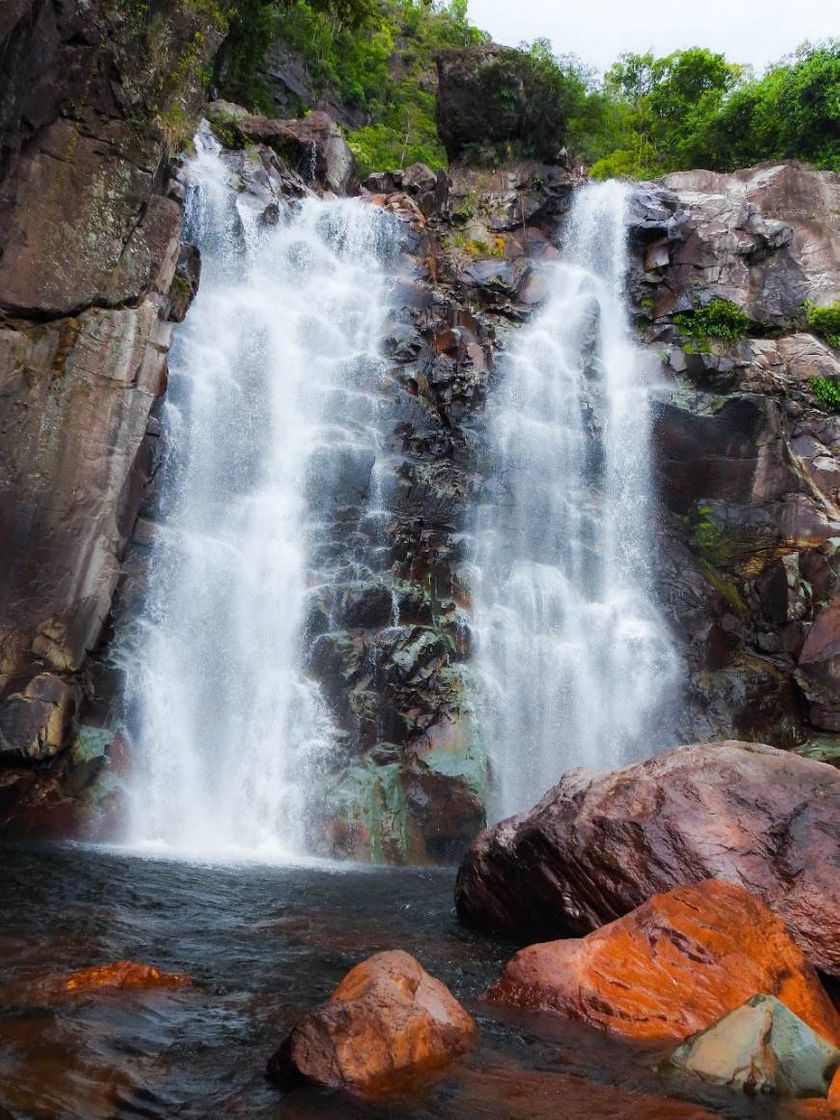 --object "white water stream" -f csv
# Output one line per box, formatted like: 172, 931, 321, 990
123, 131, 394, 857
471, 181, 682, 820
